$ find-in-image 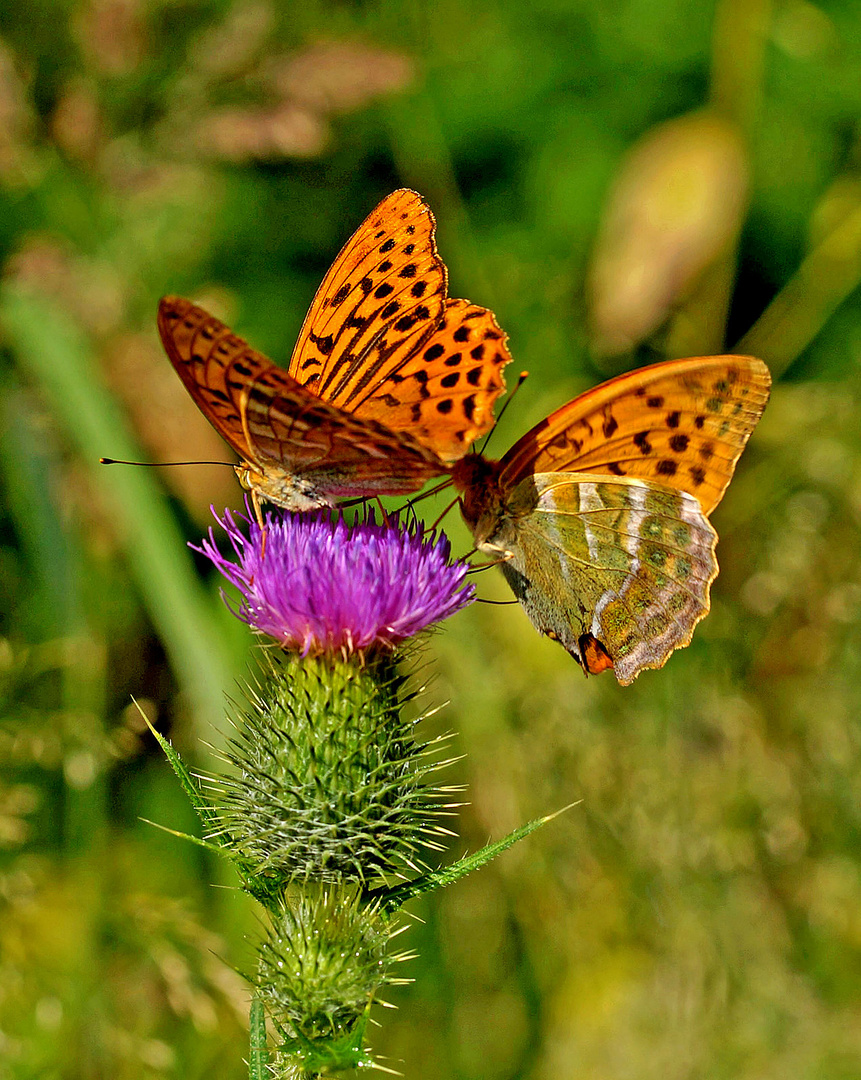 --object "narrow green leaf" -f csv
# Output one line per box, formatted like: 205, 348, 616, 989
248, 996, 269, 1079
138, 818, 225, 855
736, 201, 861, 376
375, 805, 578, 911
134, 699, 220, 830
